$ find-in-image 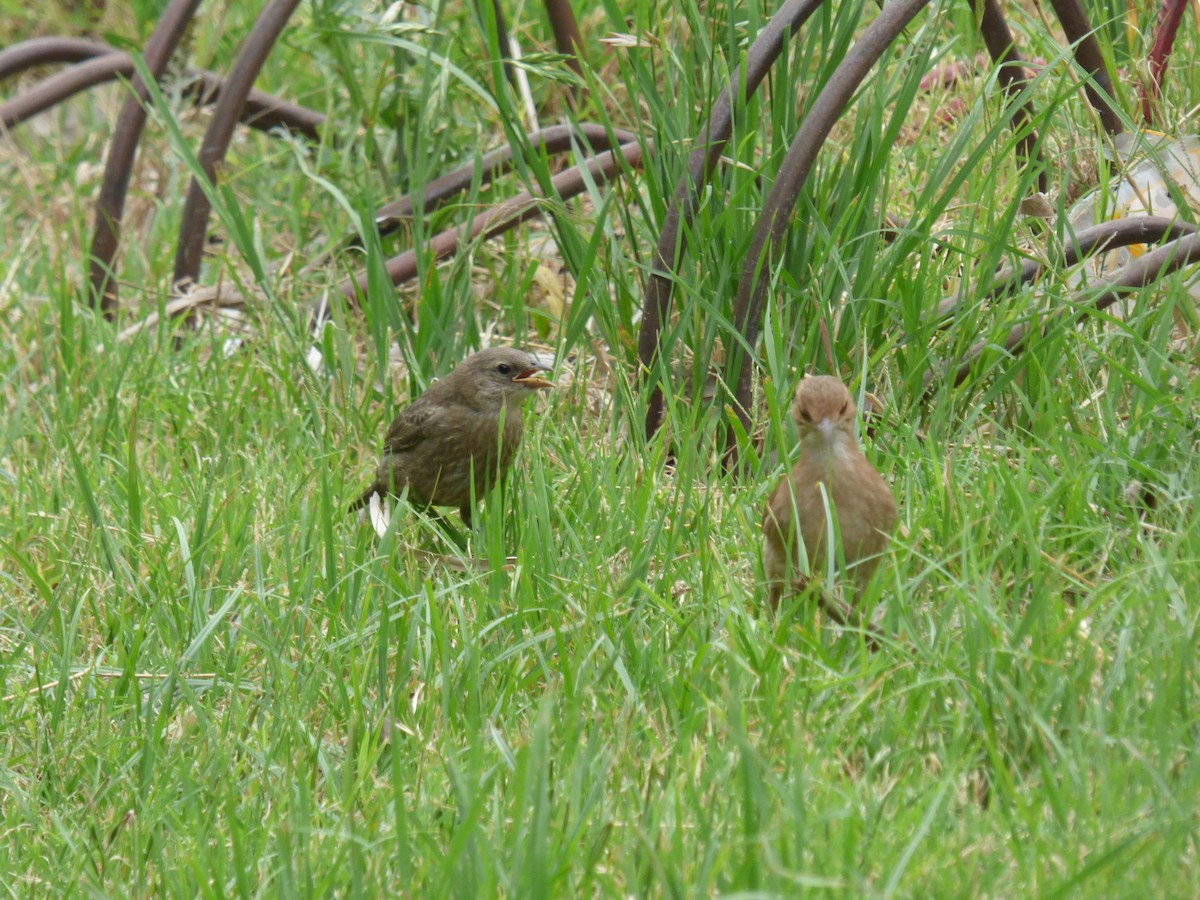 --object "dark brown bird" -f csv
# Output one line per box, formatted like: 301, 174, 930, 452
762, 375, 897, 612
350, 348, 553, 525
